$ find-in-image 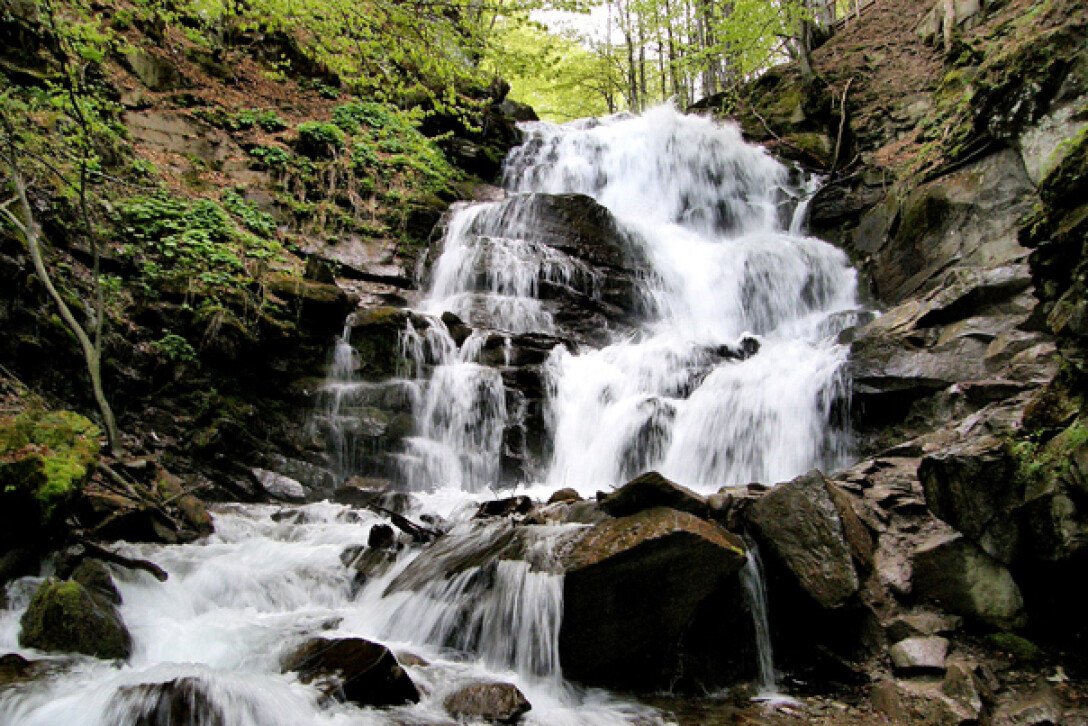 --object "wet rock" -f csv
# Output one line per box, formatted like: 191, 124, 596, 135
384, 520, 524, 596
557, 499, 611, 525
19, 578, 132, 660
0, 653, 38, 688
476, 495, 533, 518
258, 455, 338, 495
252, 468, 307, 502
558, 507, 747, 690
441, 311, 473, 347
890, 636, 949, 674
547, 488, 581, 504
282, 637, 420, 707
745, 470, 862, 609
911, 533, 1025, 630
599, 471, 708, 518
117, 677, 225, 726
333, 480, 417, 515
71, 559, 122, 606
367, 524, 396, 550
263, 275, 353, 333
340, 546, 396, 584
443, 682, 531, 724
919, 436, 1021, 563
